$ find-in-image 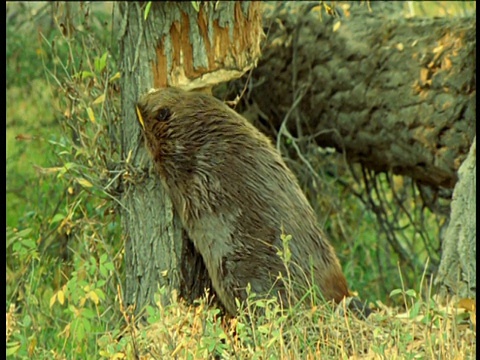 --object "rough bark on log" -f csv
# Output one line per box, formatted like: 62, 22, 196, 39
231, 2, 476, 190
